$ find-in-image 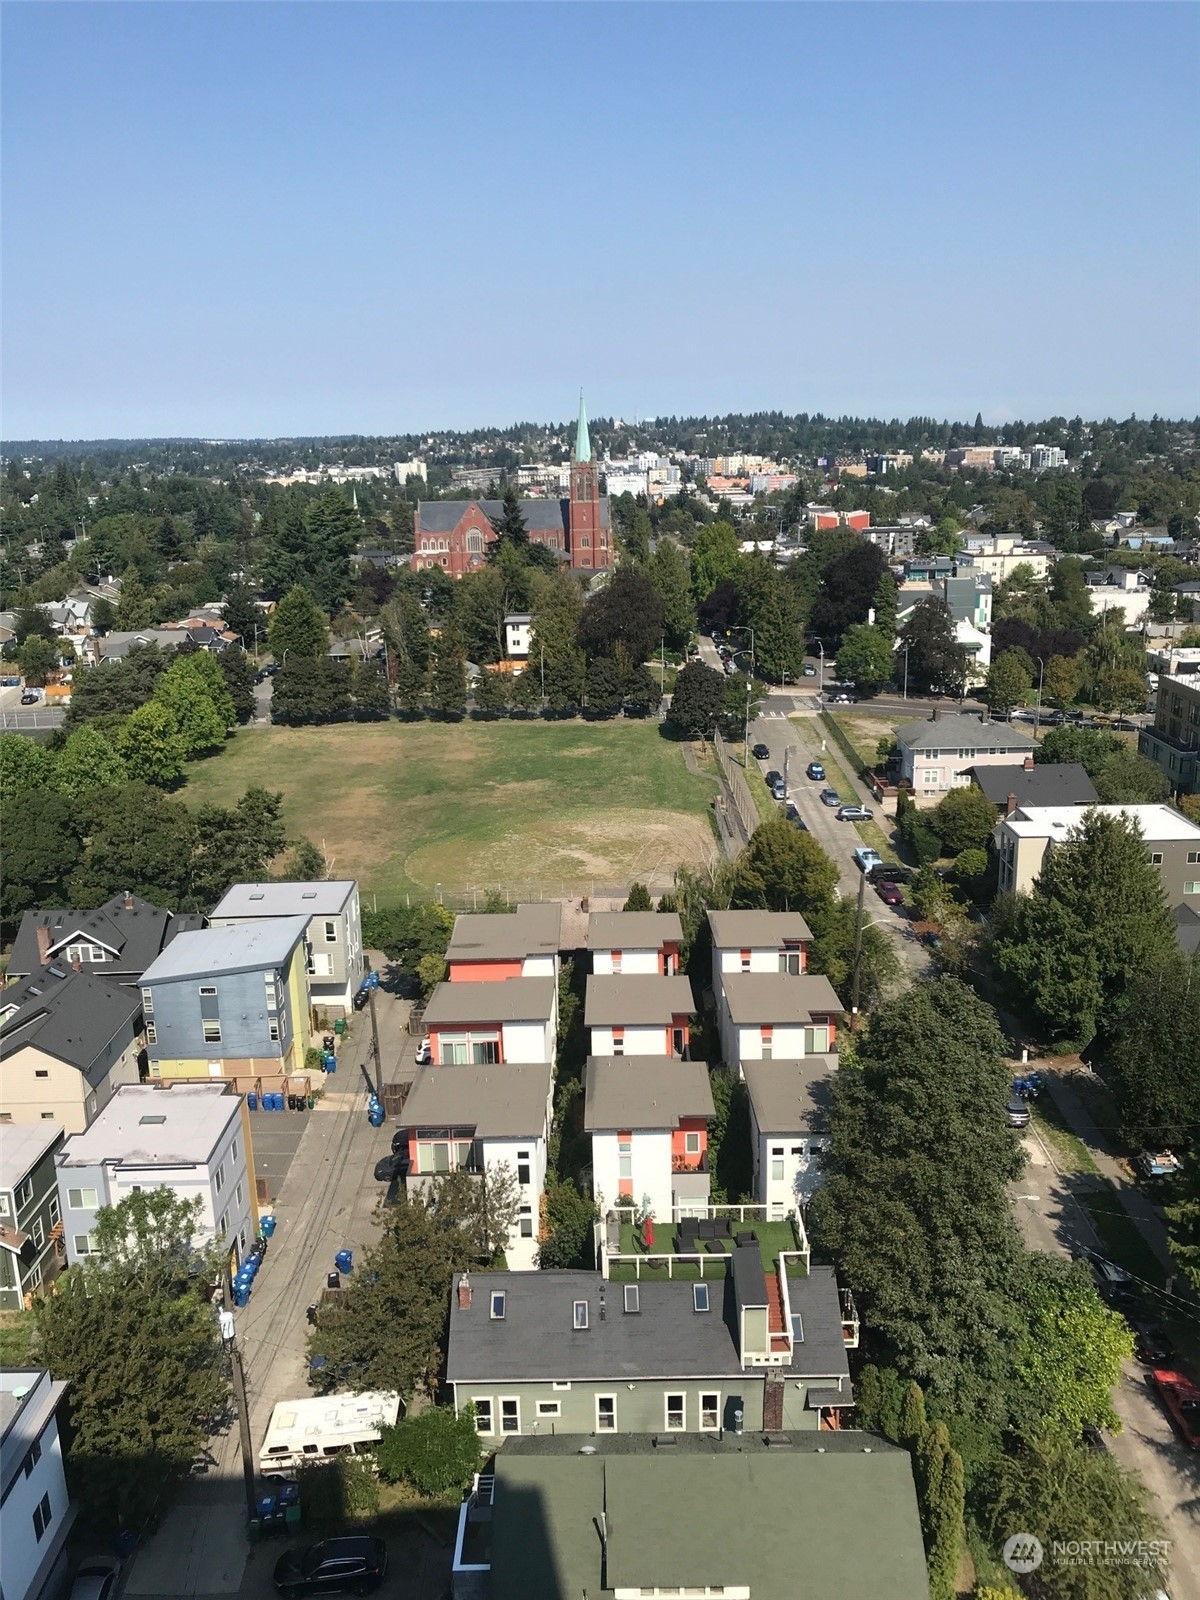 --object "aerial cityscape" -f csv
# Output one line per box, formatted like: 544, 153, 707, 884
1, 5, 1198, 1600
